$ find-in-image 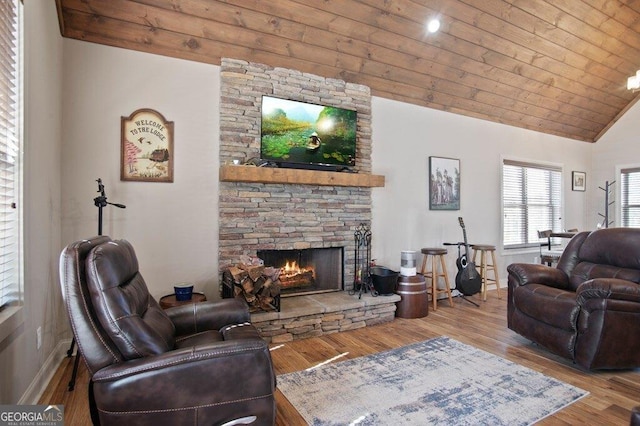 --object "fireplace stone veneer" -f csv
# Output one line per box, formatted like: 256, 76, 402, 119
218, 58, 374, 294
218, 59, 396, 340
